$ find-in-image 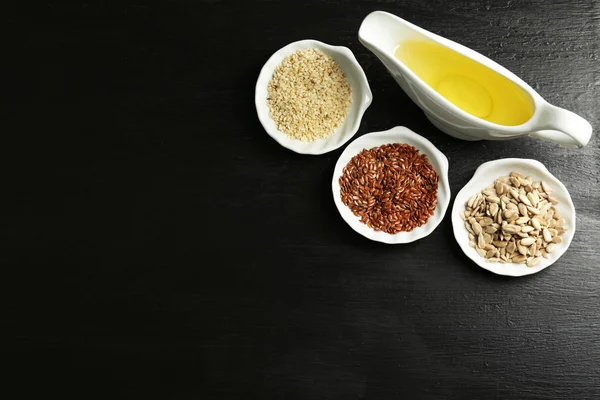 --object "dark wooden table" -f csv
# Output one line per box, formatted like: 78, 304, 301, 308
8, 0, 600, 398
